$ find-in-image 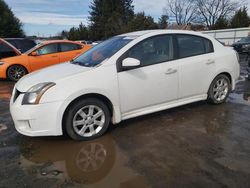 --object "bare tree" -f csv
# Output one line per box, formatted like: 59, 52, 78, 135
166, 0, 197, 25
196, 0, 243, 29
